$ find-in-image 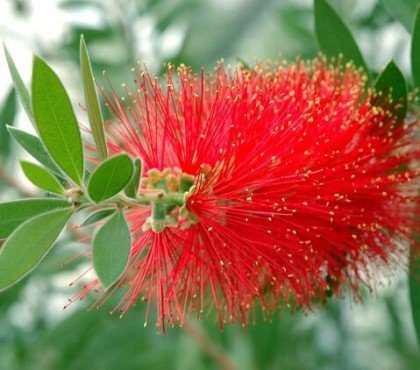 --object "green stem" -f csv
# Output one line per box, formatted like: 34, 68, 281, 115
115, 192, 185, 208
